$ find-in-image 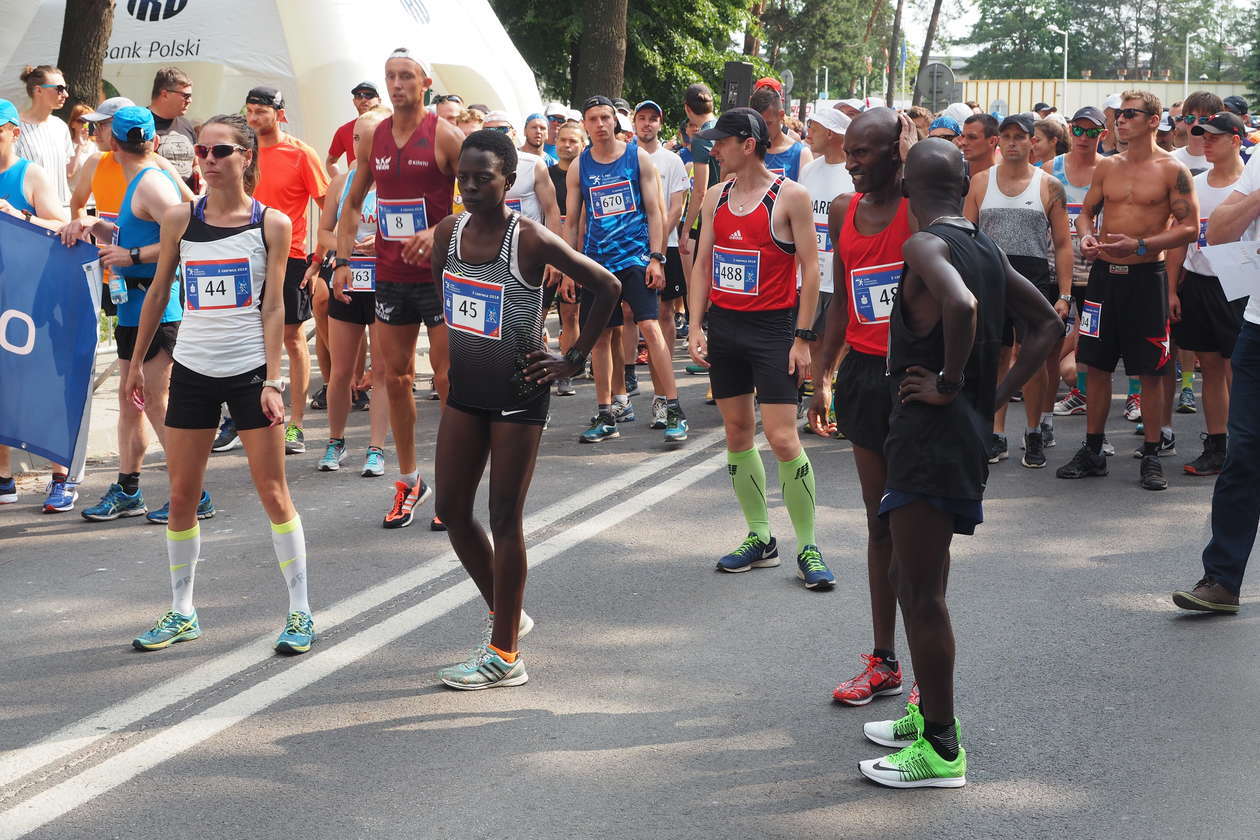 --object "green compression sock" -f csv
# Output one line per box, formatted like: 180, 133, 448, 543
1127, 377, 1141, 396
727, 447, 771, 543
1076, 371, 1087, 394
778, 450, 817, 548
1181, 369, 1193, 389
